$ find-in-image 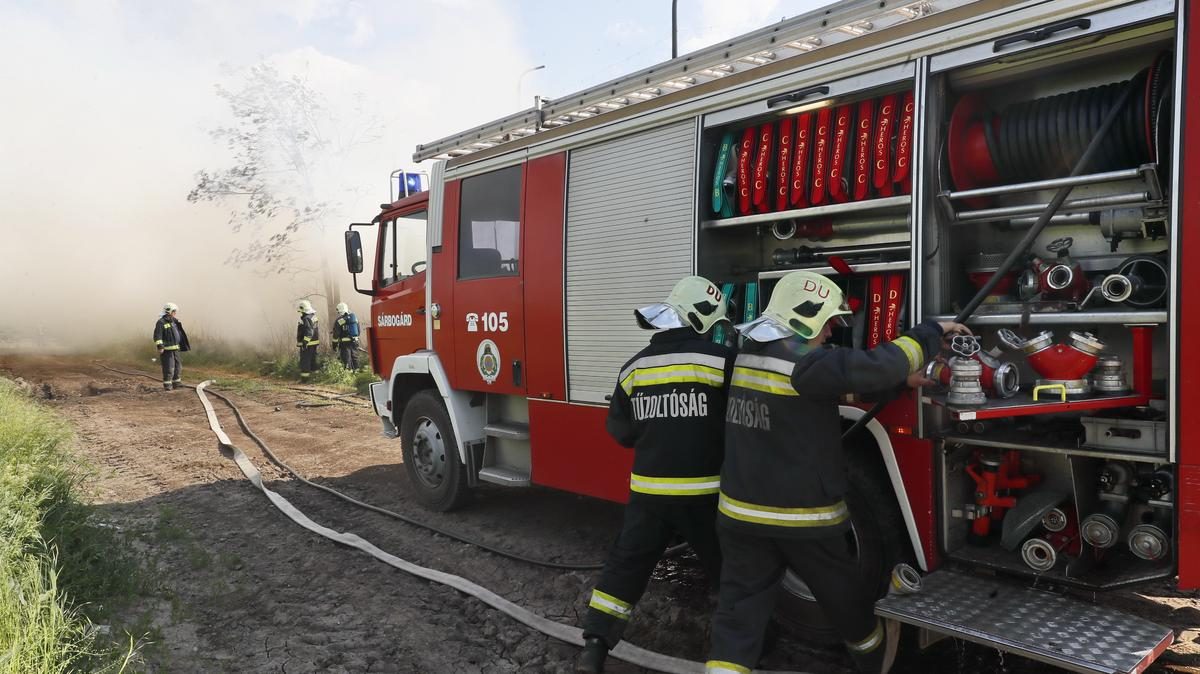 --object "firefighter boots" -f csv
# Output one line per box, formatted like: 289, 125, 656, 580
574, 637, 608, 673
